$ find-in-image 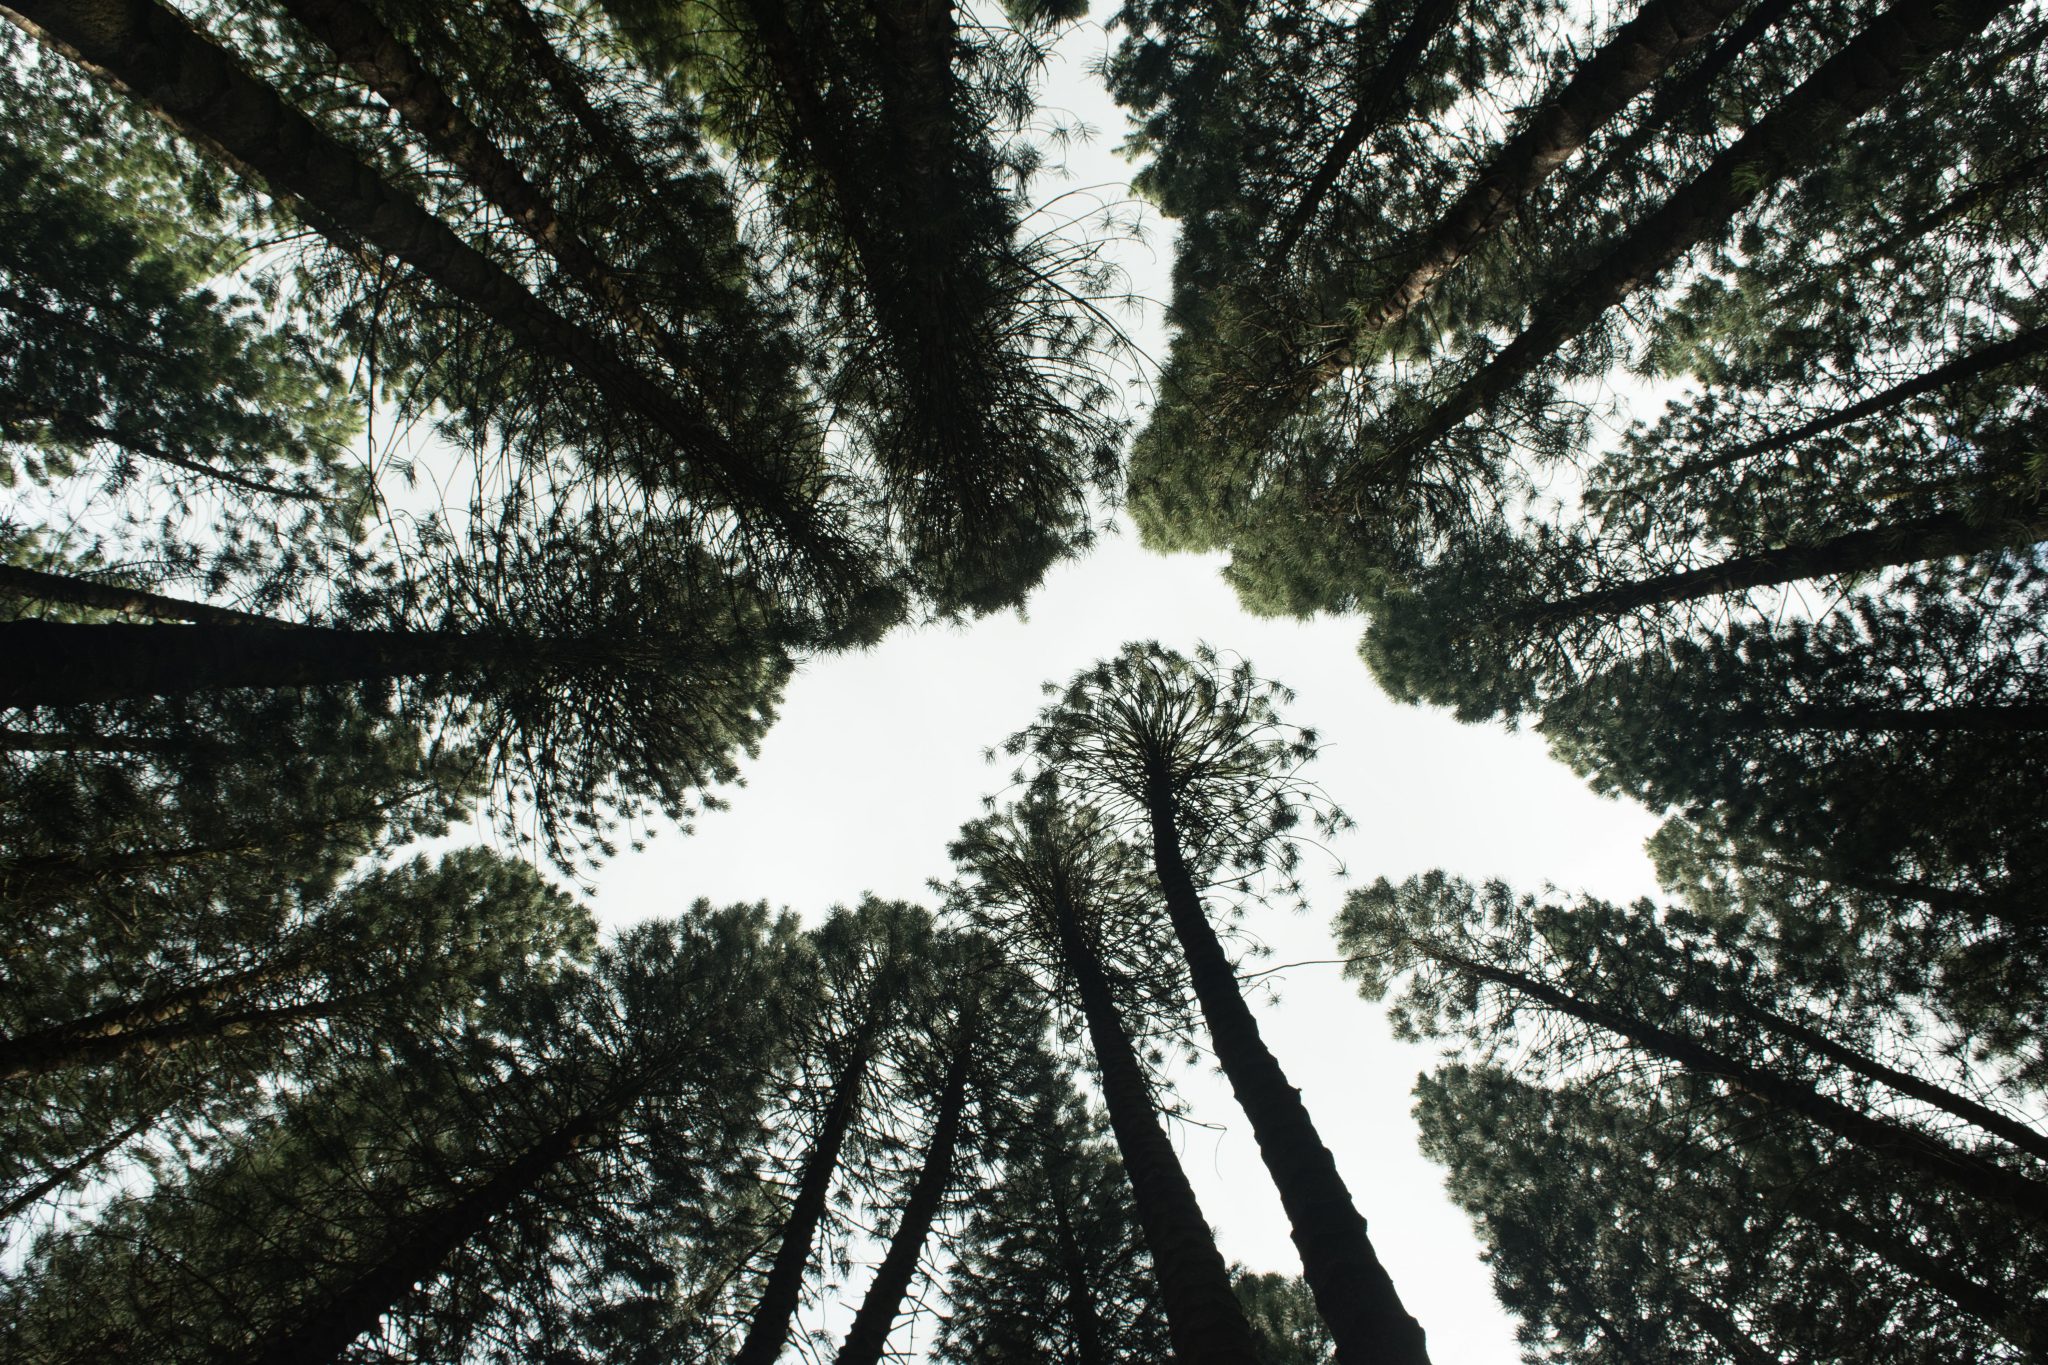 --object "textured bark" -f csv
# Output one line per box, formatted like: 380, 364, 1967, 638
1394, 0, 2019, 460
833, 1016, 974, 1365
0, 992, 376, 1078
278, 0, 679, 352
1348, 0, 1748, 341
1048, 885, 1261, 1365
247, 1099, 619, 1365
1810, 1189, 2048, 1354
1725, 703, 2048, 733
1642, 321, 2048, 488
0, 0, 822, 541
1435, 943, 2048, 1227
1146, 779, 1429, 1365
732, 1022, 881, 1365
1508, 500, 2048, 633
1270, 0, 1463, 263
0, 563, 280, 627
1712, 992, 2048, 1163
0, 620, 498, 707
0, 1112, 160, 1222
